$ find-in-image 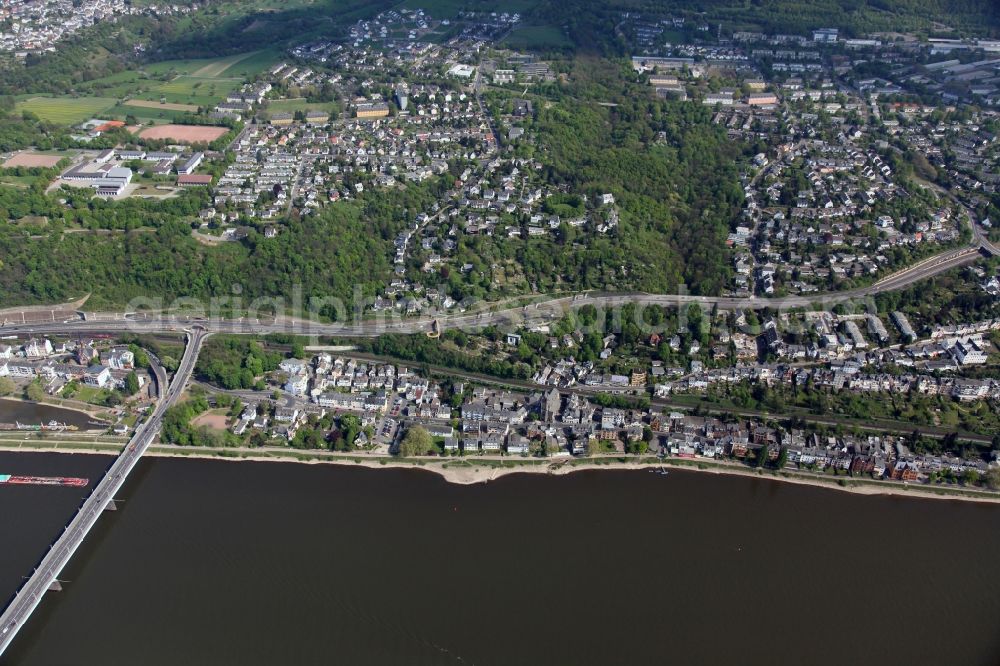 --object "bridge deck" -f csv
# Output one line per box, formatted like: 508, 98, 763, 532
0, 331, 203, 657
